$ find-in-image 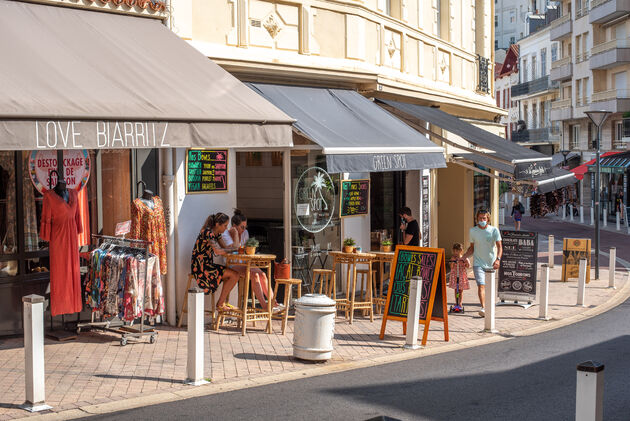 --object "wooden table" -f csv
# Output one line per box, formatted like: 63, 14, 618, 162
329, 251, 376, 324
371, 251, 395, 314
219, 253, 276, 336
